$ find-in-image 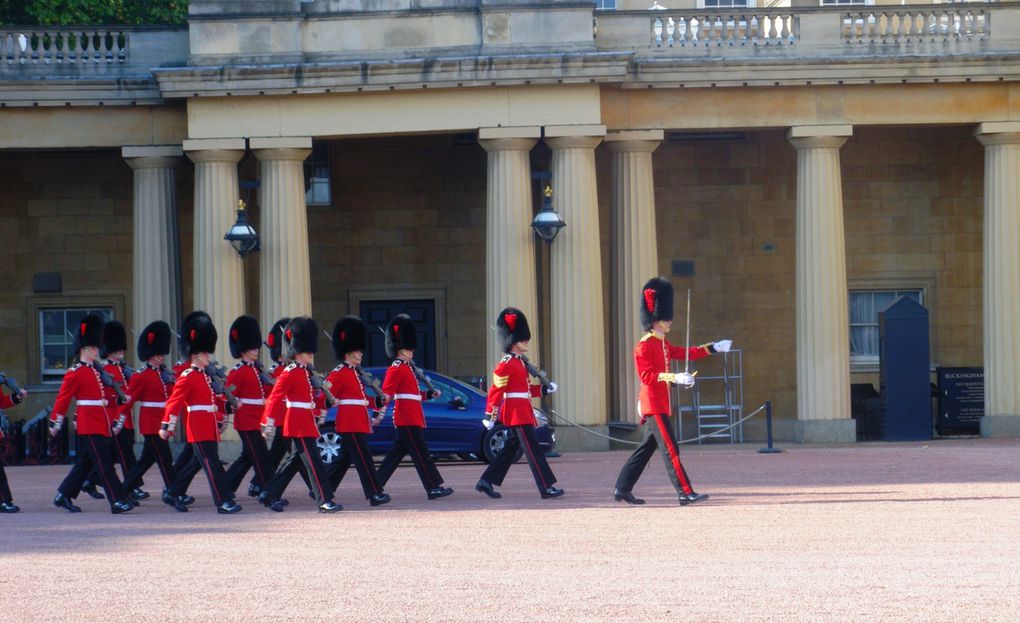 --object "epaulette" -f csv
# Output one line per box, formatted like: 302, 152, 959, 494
500, 354, 512, 364
285, 362, 299, 371
391, 360, 403, 367
269, 362, 281, 373
640, 332, 657, 342
69, 362, 83, 371
232, 362, 243, 371
180, 367, 196, 378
